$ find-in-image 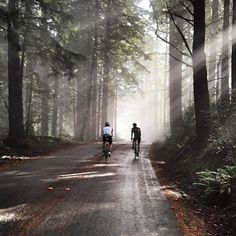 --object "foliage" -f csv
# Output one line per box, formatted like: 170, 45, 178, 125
207, 91, 236, 164
195, 166, 236, 206
182, 105, 195, 134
